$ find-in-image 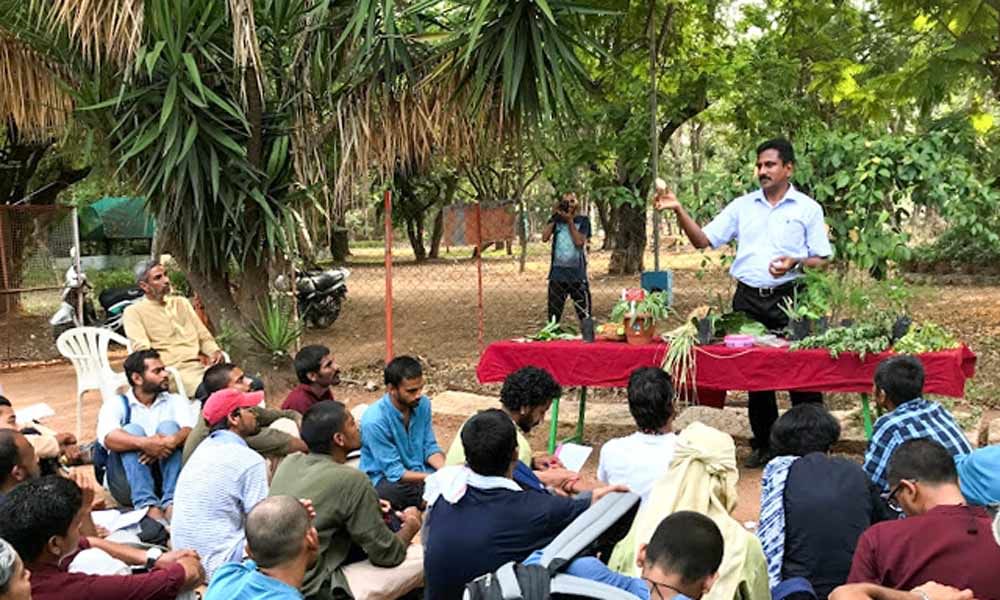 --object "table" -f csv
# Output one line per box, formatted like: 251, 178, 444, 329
476, 340, 977, 452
